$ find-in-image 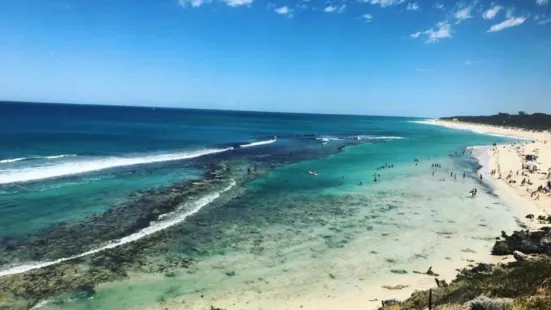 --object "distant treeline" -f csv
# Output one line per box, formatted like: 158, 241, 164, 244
440, 112, 551, 131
